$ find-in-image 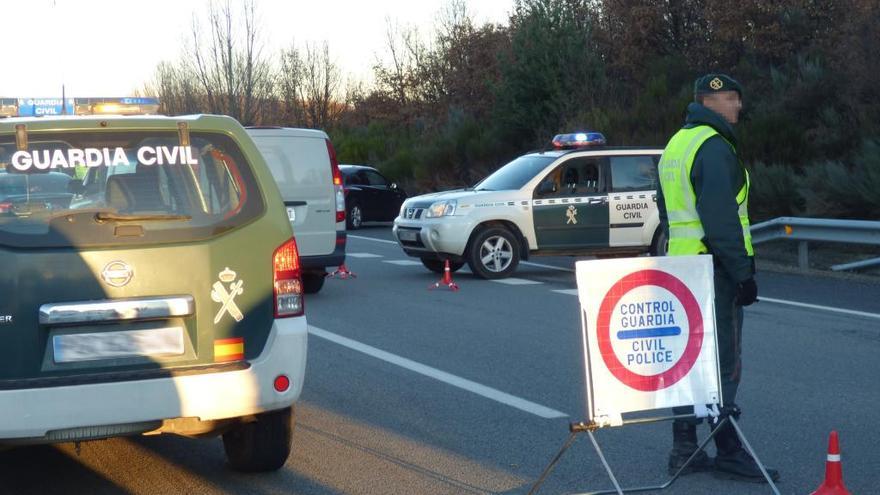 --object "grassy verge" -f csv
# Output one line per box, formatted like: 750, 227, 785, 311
755, 240, 880, 281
